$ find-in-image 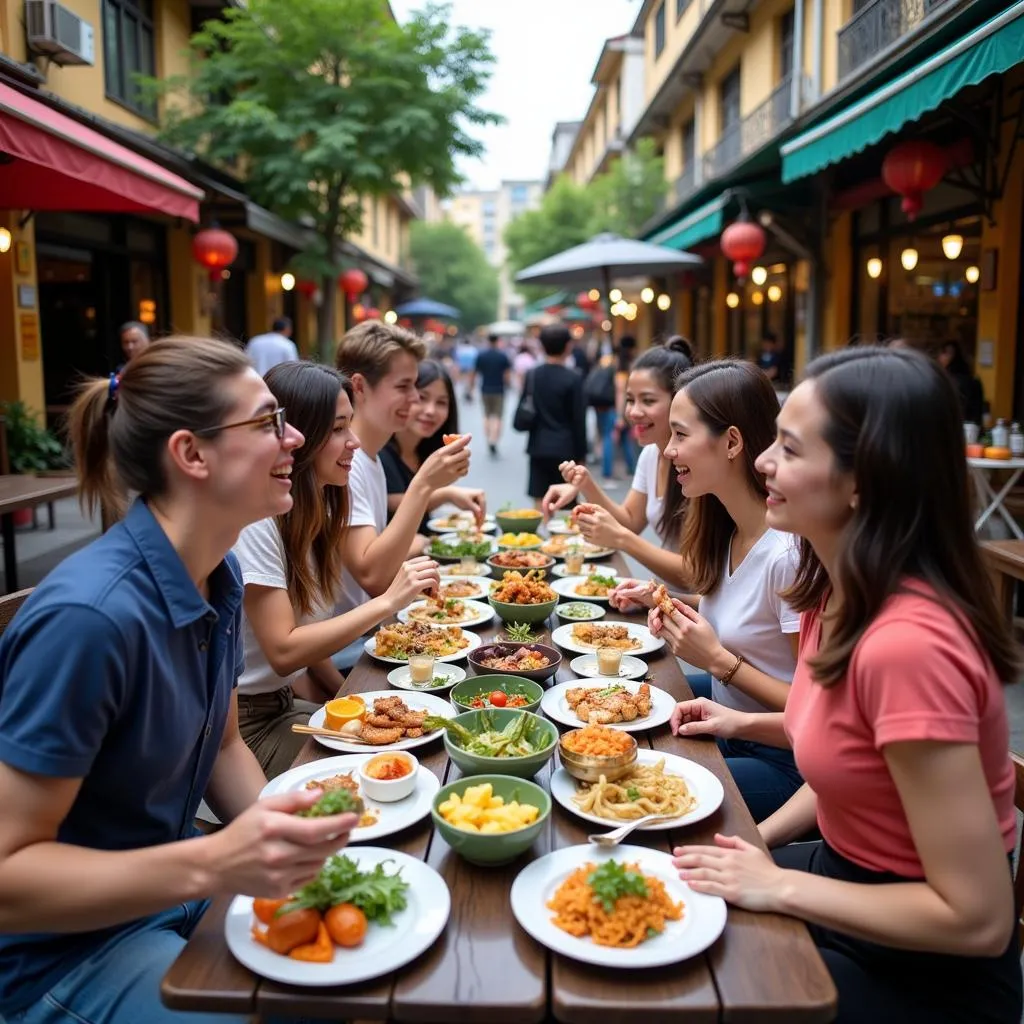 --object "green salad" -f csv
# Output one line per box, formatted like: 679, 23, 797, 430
422, 710, 551, 758
429, 538, 493, 559
560, 602, 600, 619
